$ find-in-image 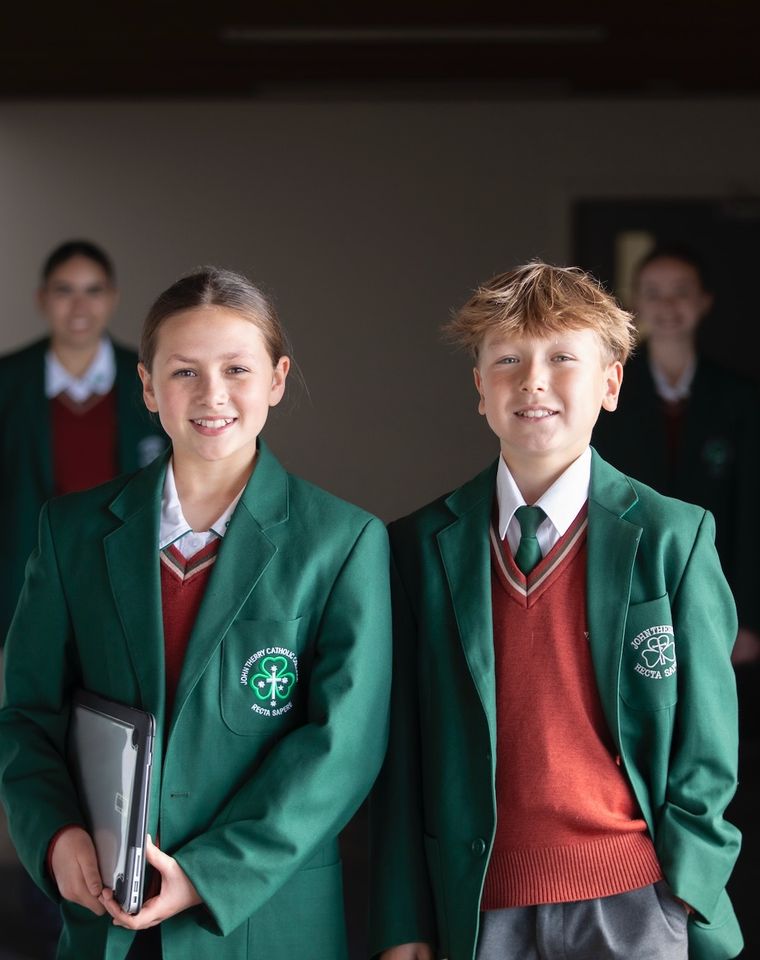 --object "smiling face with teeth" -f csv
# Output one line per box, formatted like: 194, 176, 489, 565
38, 254, 117, 356
634, 256, 712, 345
138, 305, 289, 482
474, 327, 623, 501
